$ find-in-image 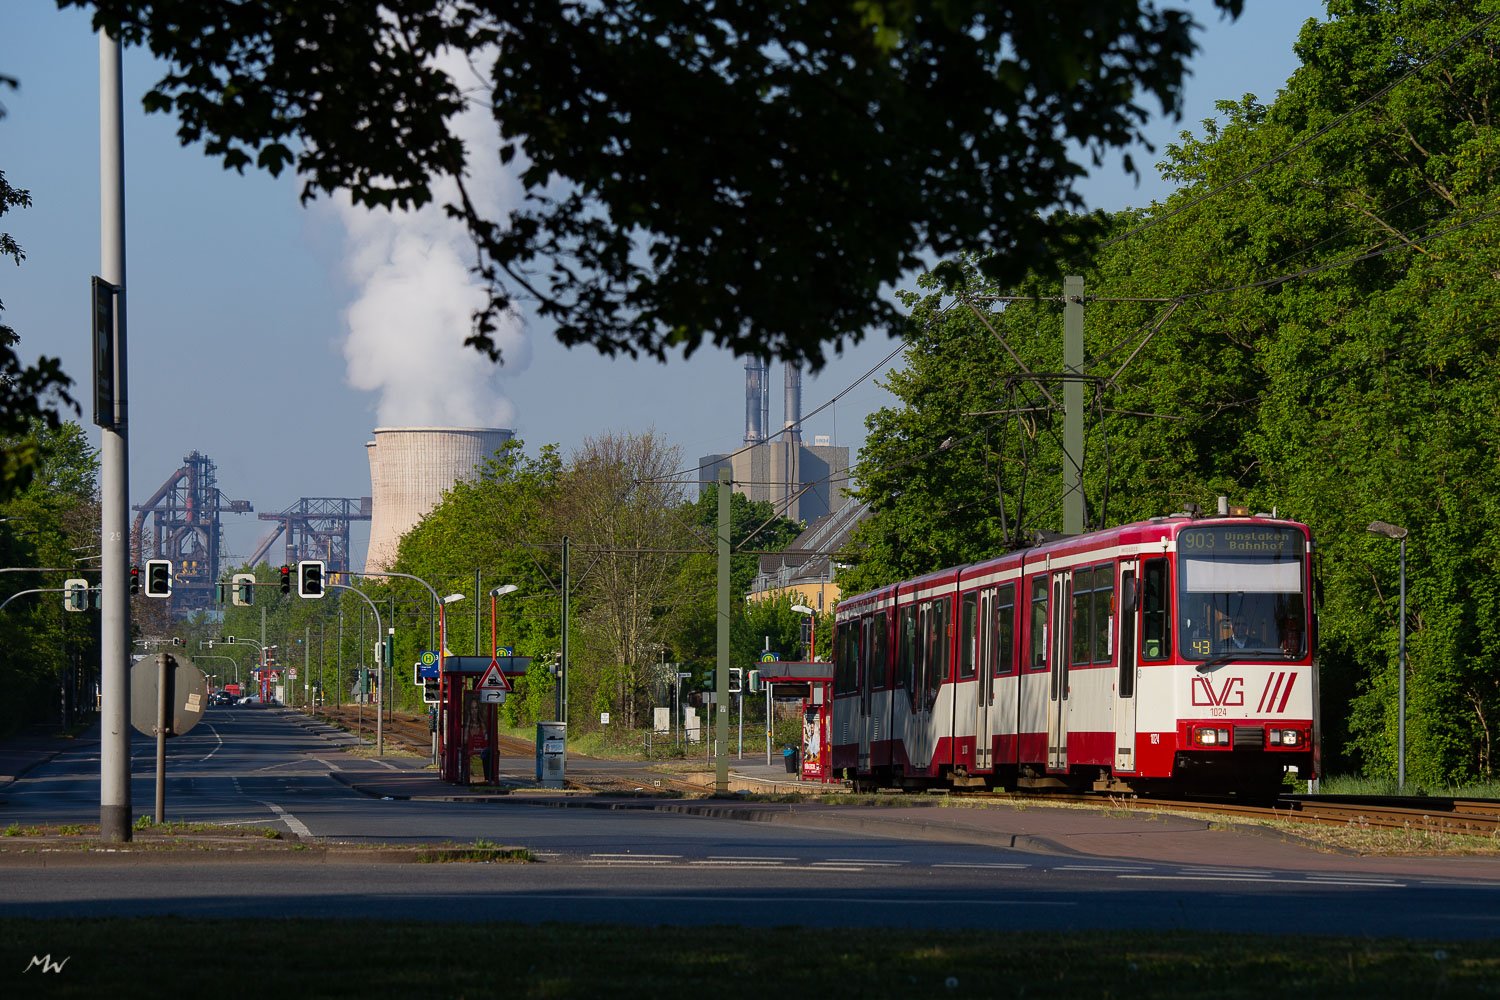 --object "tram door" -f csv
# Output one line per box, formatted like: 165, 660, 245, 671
1114, 563, 1140, 774
1047, 572, 1072, 772
858, 614, 875, 770
910, 600, 939, 771
973, 589, 995, 771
